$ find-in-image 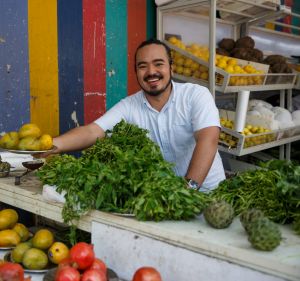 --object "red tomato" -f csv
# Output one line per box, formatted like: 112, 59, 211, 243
81, 269, 107, 281
88, 258, 107, 275
69, 242, 95, 270
132, 267, 162, 281
55, 266, 80, 281
0, 262, 25, 281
